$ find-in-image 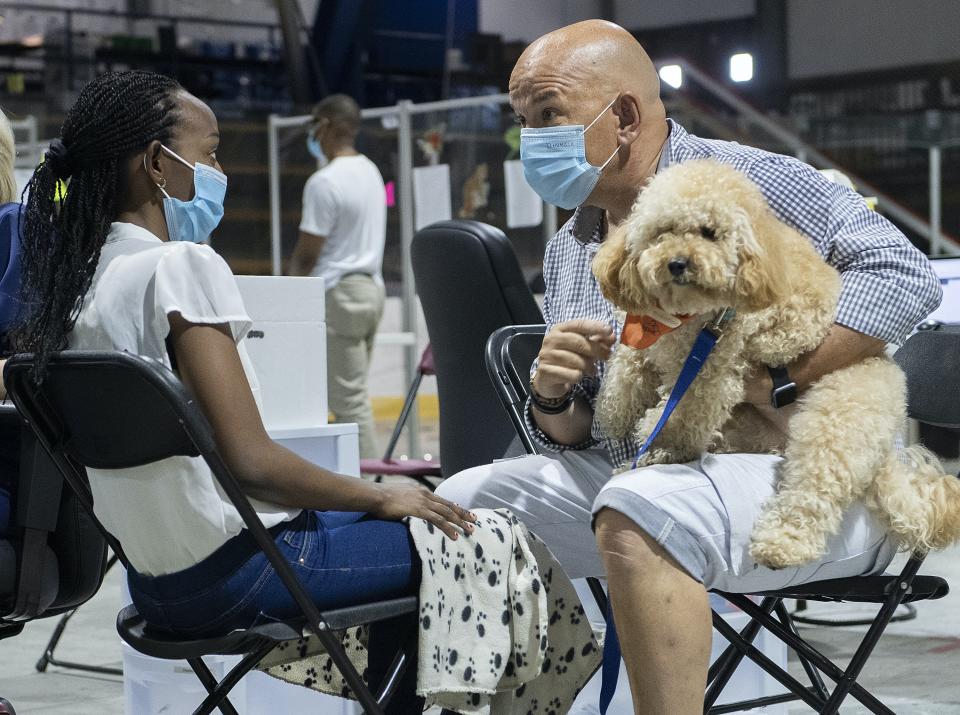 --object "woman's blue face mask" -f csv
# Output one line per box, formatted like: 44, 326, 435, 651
519, 96, 620, 210
151, 145, 227, 244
